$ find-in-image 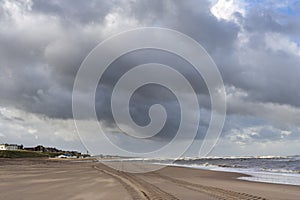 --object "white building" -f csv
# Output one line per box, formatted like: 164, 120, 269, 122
0, 144, 6, 150
57, 154, 77, 159
0, 144, 23, 150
